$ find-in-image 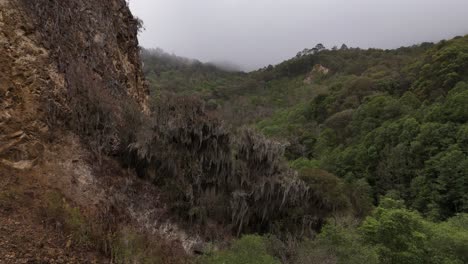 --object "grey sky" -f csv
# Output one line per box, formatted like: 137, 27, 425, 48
129, 0, 468, 71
